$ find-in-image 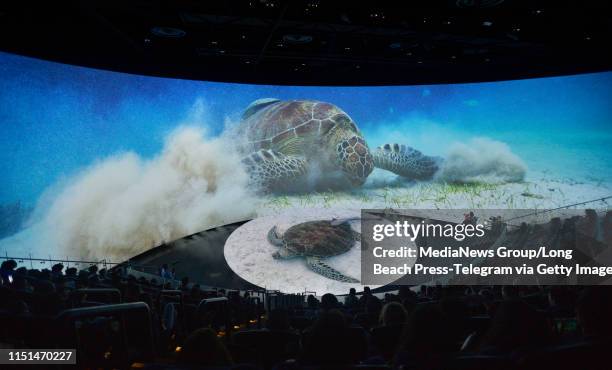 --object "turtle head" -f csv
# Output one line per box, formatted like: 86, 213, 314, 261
336, 135, 374, 186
